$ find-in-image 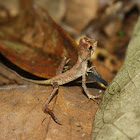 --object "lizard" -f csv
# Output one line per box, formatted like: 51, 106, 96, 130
20, 37, 101, 124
